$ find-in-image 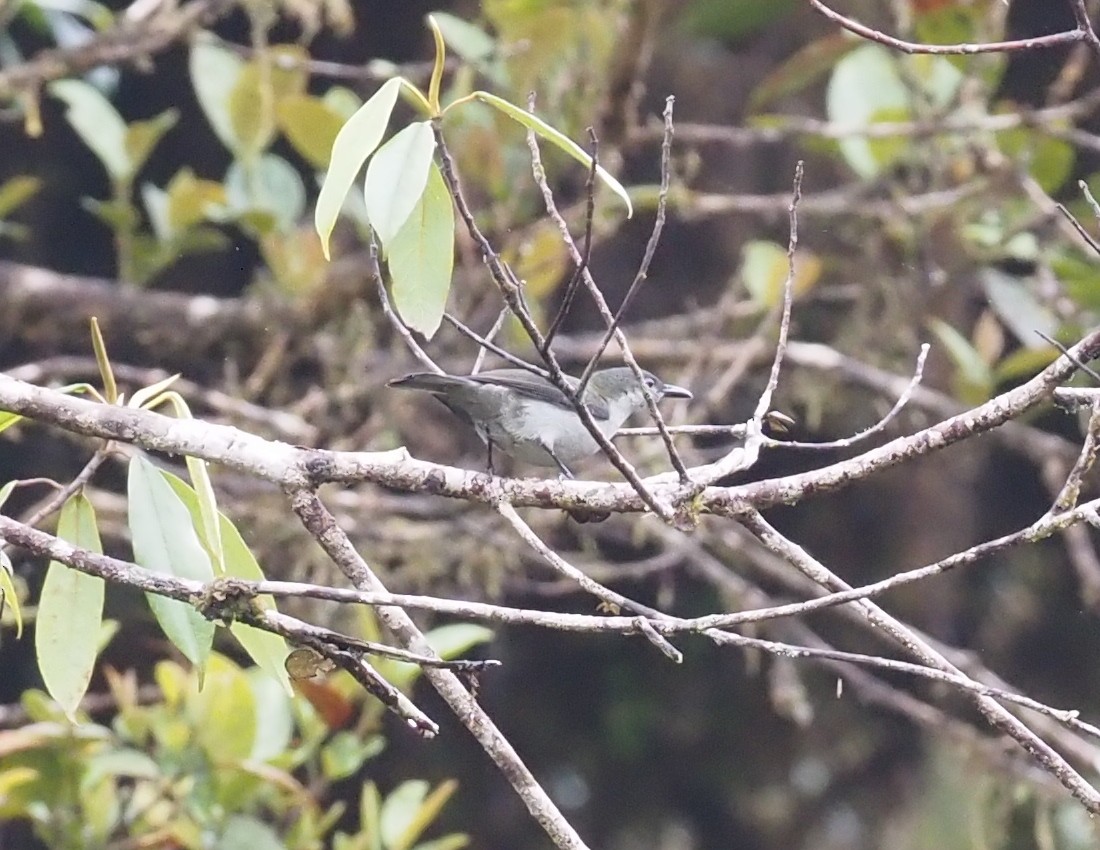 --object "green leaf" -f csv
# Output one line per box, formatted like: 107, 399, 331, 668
314, 77, 404, 259
321, 730, 386, 780
740, 240, 789, 308
85, 748, 161, 784
0, 412, 21, 436
224, 46, 310, 159
997, 127, 1075, 194
929, 318, 993, 403
35, 494, 105, 721
747, 34, 857, 113
193, 653, 256, 761
412, 835, 470, 850
189, 38, 246, 152
361, 781, 384, 850
391, 780, 458, 850
431, 11, 496, 64
979, 268, 1060, 348
164, 168, 227, 233
226, 154, 306, 234
140, 182, 171, 240
825, 45, 909, 178
276, 95, 346, 169
247, 670, 294, 759
0, 480, 15, 510
470, 91, 633, 217
124, 109, 178, 176
380, 780, 430, 850
127, 454, 215, 669
162, 470, 291, 695
49, 79, 129, 180
0, 175, 42, 219
219, 815, 285, 850
1, 547, 23, 639
387, 161, 453, 338
364, 120, 437, 247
